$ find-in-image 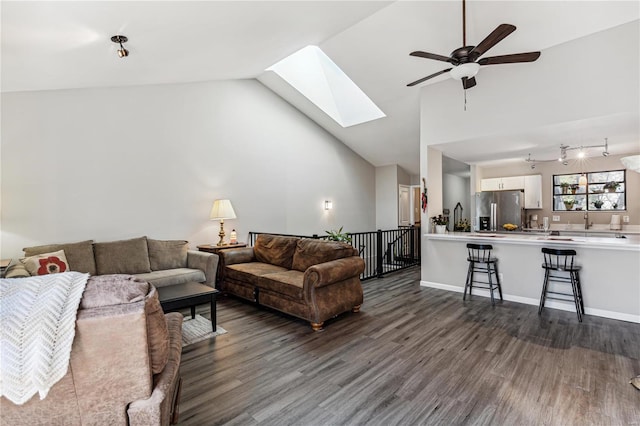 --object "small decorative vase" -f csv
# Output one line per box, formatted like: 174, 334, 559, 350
435, 225, 447, 234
